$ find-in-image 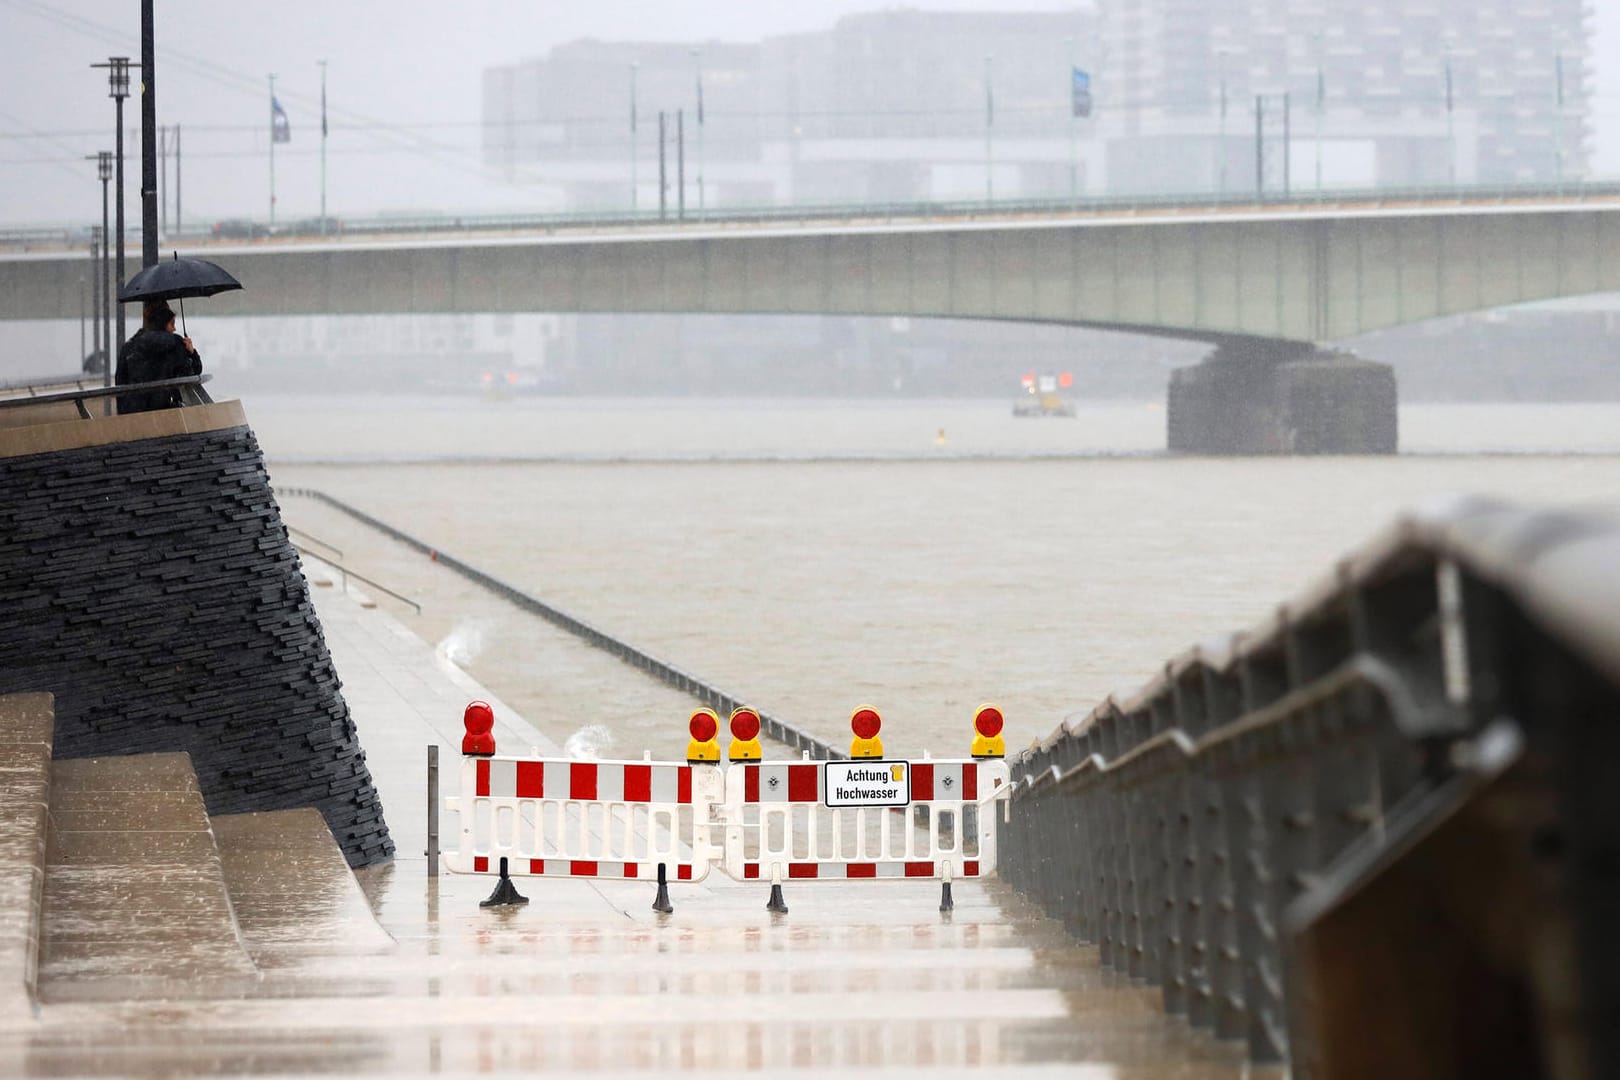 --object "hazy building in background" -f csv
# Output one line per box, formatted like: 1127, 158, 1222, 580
481, 2, 1591, 209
